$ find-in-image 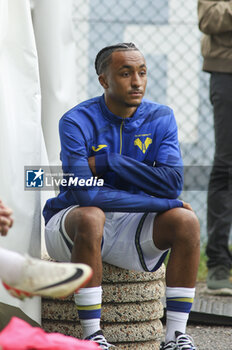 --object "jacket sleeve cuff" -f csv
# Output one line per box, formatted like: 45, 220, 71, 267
168, 199, 183, 209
